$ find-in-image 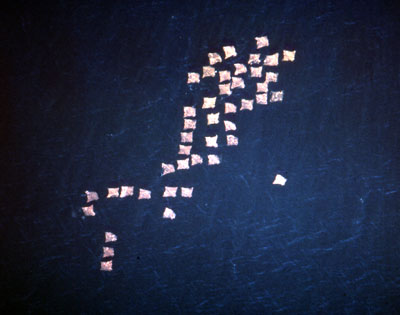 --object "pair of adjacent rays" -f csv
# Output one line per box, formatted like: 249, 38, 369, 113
80, 36, 295, 271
